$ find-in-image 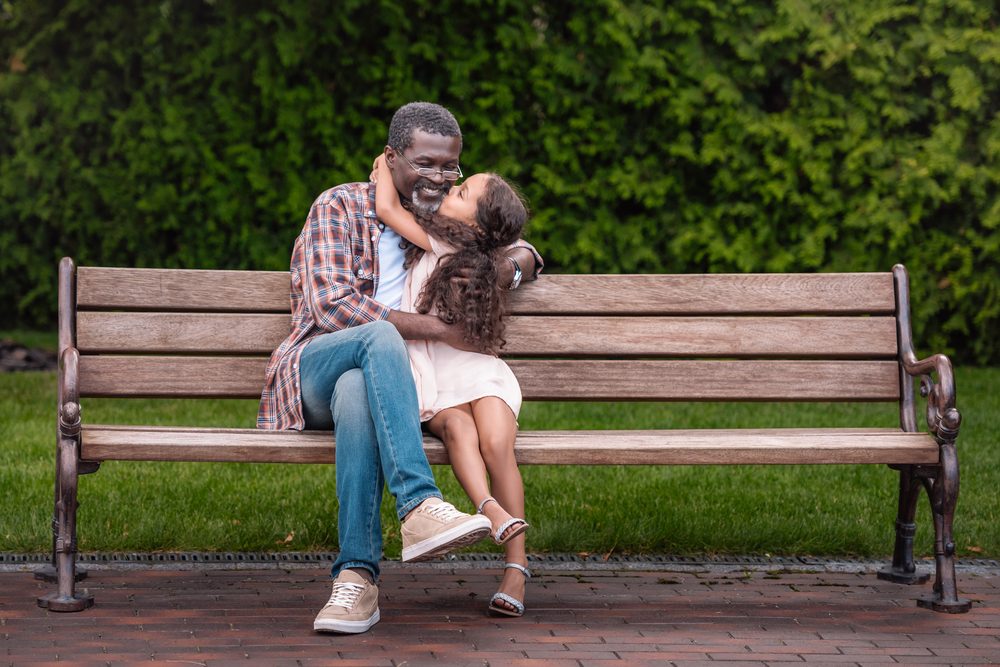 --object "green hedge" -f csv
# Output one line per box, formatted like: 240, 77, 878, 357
2, 1, 998, 363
